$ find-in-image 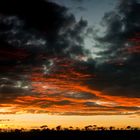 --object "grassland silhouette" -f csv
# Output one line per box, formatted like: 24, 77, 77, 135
0, 125, 140, 140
